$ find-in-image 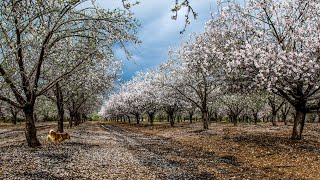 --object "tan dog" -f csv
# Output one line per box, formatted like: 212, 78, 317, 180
47, 129, 70, 144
